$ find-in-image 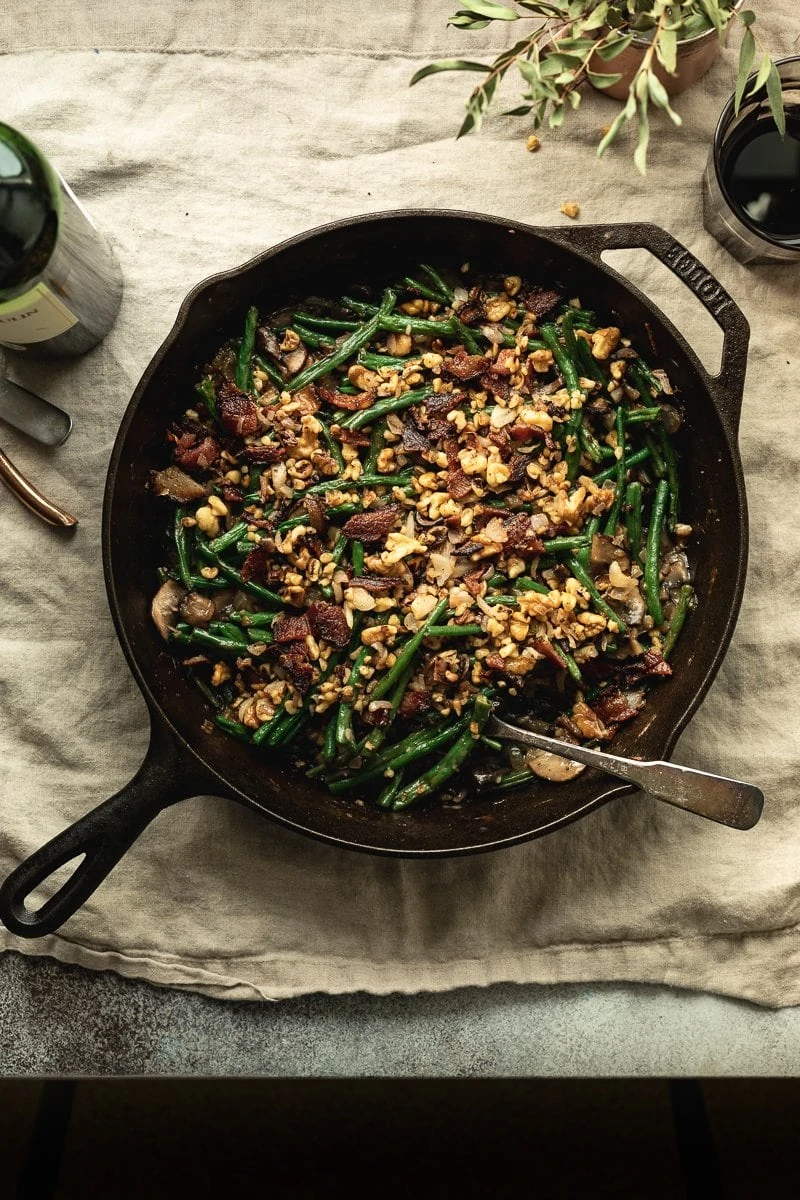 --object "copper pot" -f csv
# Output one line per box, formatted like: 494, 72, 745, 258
589, 2, 743, 100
